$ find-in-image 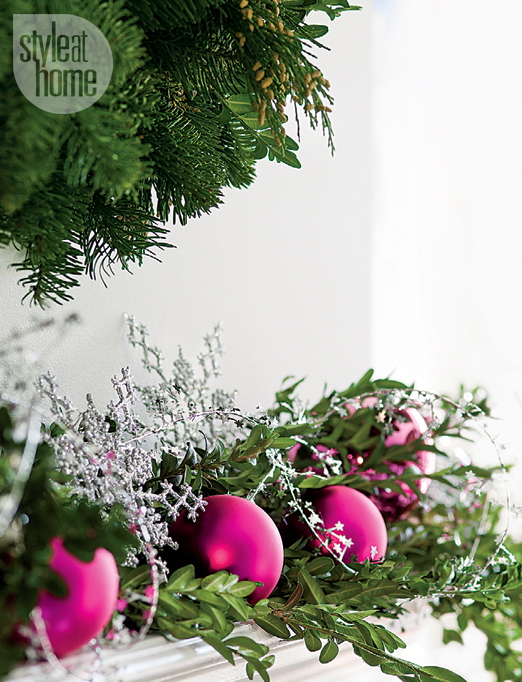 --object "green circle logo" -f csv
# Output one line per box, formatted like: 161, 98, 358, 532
13, 14, 113, 114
